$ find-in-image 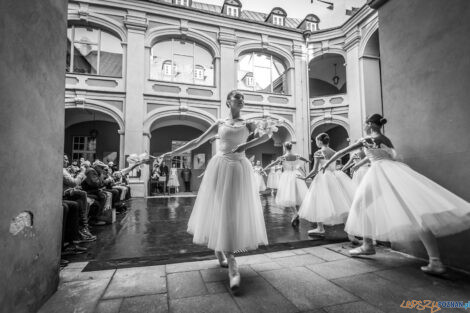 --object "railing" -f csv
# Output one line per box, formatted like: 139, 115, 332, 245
310, 93, 348, 108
